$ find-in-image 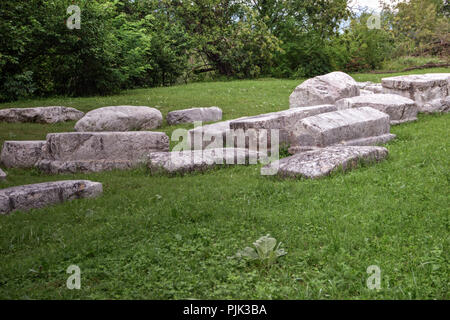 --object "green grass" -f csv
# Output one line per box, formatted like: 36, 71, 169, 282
380, 56, 448, 72
0, 68, 449, 299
